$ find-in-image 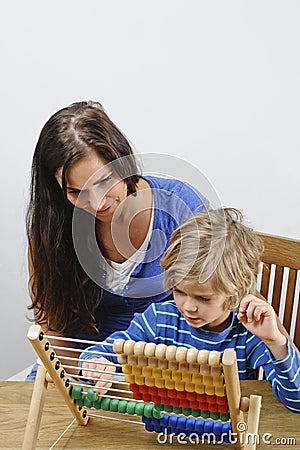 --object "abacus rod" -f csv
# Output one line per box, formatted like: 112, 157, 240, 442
50, 345, 117, 358
44, 334, 113, 347
71, 381, 132, 395
88, 413, 144, 425
62, 363, 119, 377
52, 354, 122, 369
